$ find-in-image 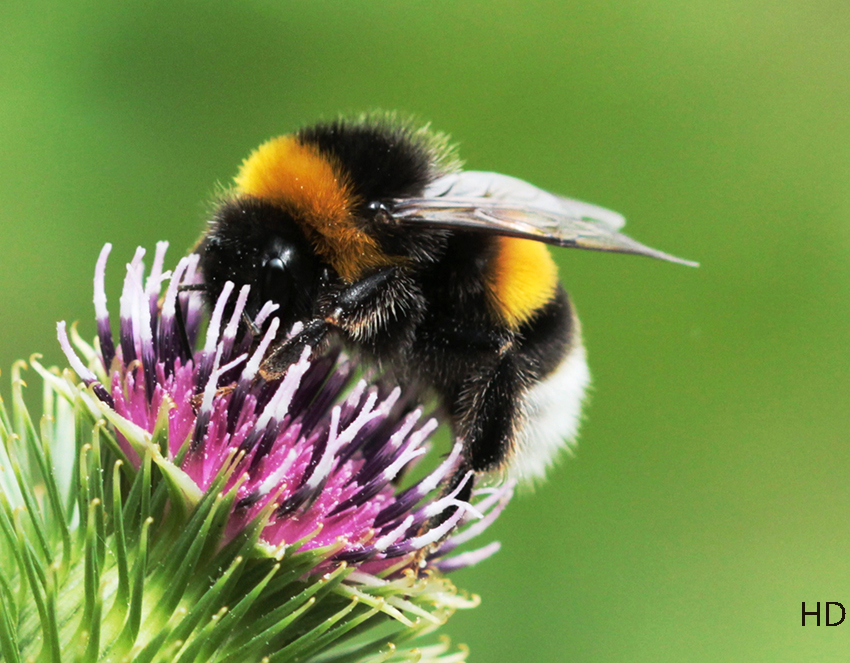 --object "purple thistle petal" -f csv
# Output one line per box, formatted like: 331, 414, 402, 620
433, 541, 502, 573
418, 472, 480, 521
434, 484, 514, 554
145, 240, 170, 348
94, 243, 115, 371
158, 257, 191, 372
219, 284, 250, 368
197, 280, 234, 389
57, 321, 113, 406
287, 350, 347, 428
373, 437, 463, 529
374, 515, 414, 551
240, 317, 280, 382
253, 300, 279, 329
118, 247, 145, 365
180, 253, 205, 347
346, 412, 433, 490
129, 265, 157, 399
383, 504, 469, 559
